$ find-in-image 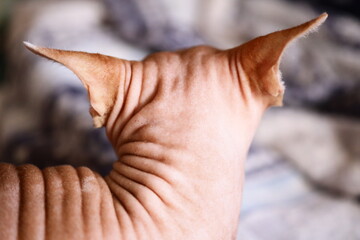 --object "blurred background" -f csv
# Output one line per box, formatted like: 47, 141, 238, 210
0, 0, 359, 239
